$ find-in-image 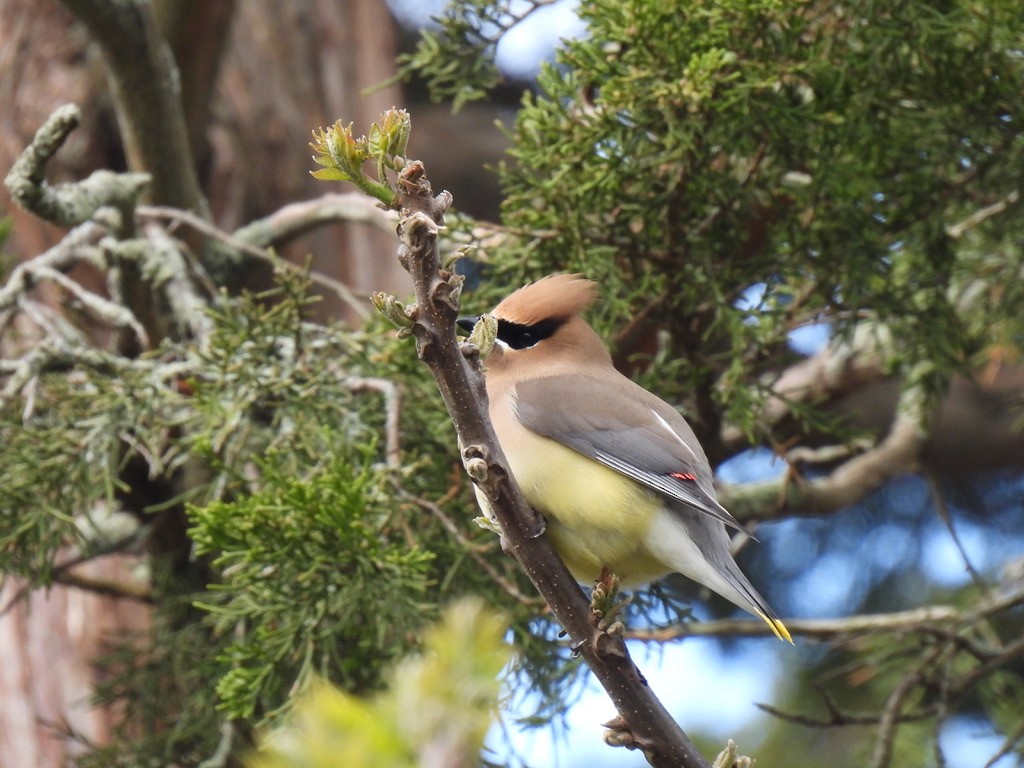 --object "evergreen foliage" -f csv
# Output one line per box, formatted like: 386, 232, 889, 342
190, 452, 435, 721
0, 269, 538, 765
508, 0, 1020, 427
416, 0, 1023, 440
